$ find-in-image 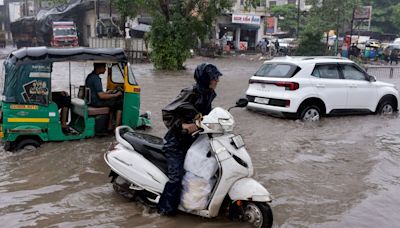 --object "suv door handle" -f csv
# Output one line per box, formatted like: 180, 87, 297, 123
349, 84, 357, 88
316, 84, 325, 88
